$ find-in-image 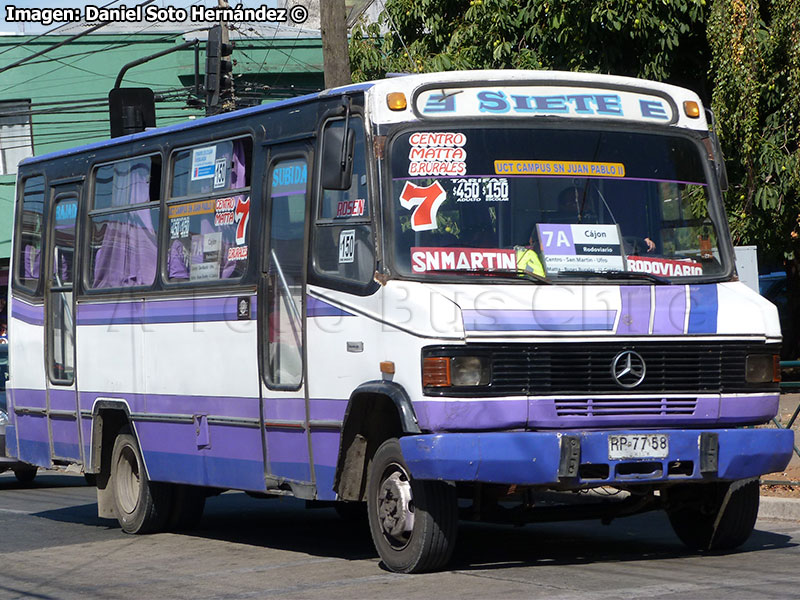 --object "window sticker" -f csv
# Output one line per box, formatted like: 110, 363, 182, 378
536, 223, 625, 274
214, 196, 236, 226
170, 216, 190, 239
494, 160, 625, 178
214, 157, 227, 188
452, 177, 509, 203
190, 261, 219, 281
408, 131, 467, 176
191, 146, 217, 180
400, 181, 447, 231
627, 255, 703, 277
228, 246, 248, 261
336, 198, 366, 218
235, 196, 250, 245
411, 247, 516, 273
339, 229, 355, 263
168, 199, 214, 218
